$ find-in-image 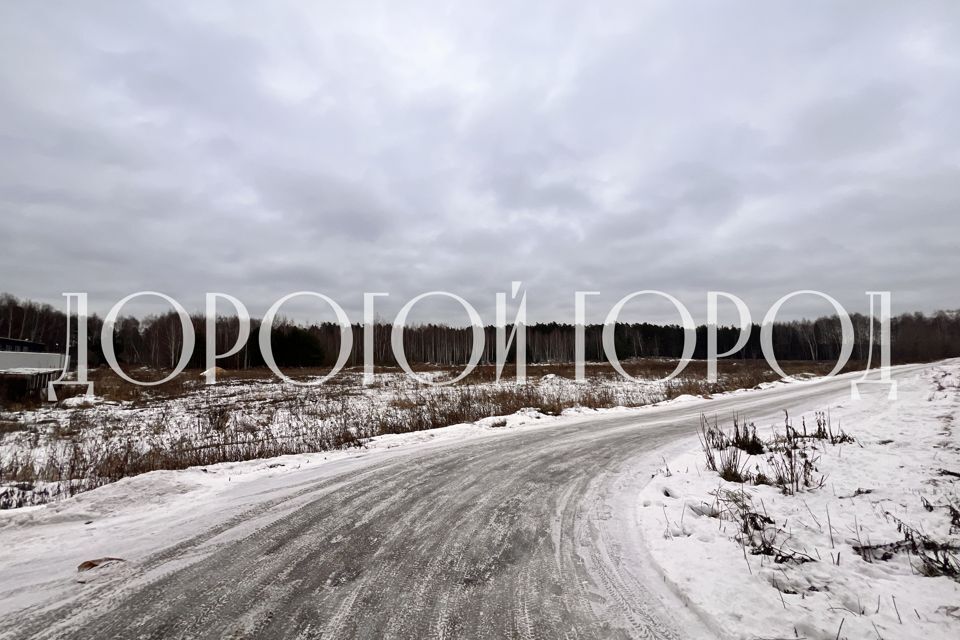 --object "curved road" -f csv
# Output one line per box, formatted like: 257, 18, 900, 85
4, 365, 925, 640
